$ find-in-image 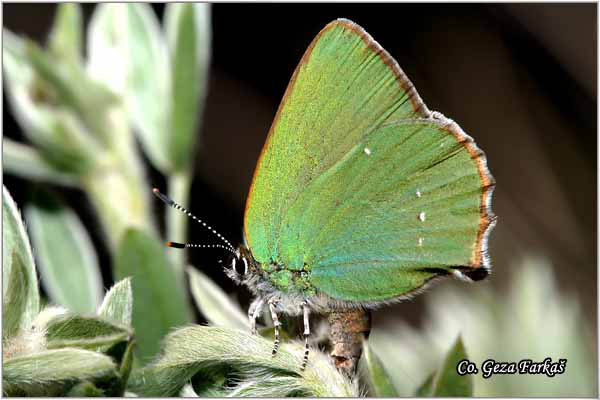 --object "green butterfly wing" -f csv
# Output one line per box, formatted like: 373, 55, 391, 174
244, 19, 495, 302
